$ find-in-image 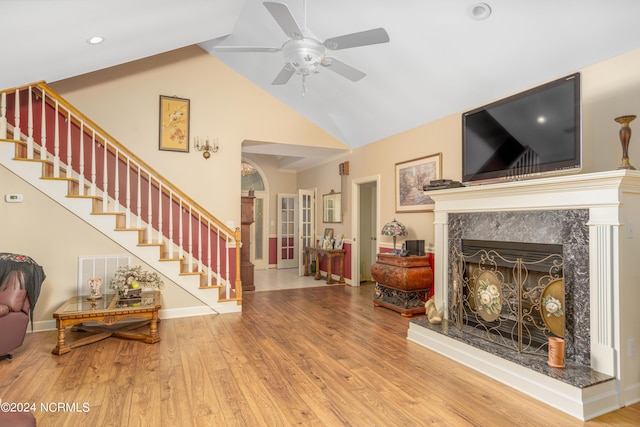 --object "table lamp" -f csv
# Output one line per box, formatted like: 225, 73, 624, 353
381, 219, 408, 252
